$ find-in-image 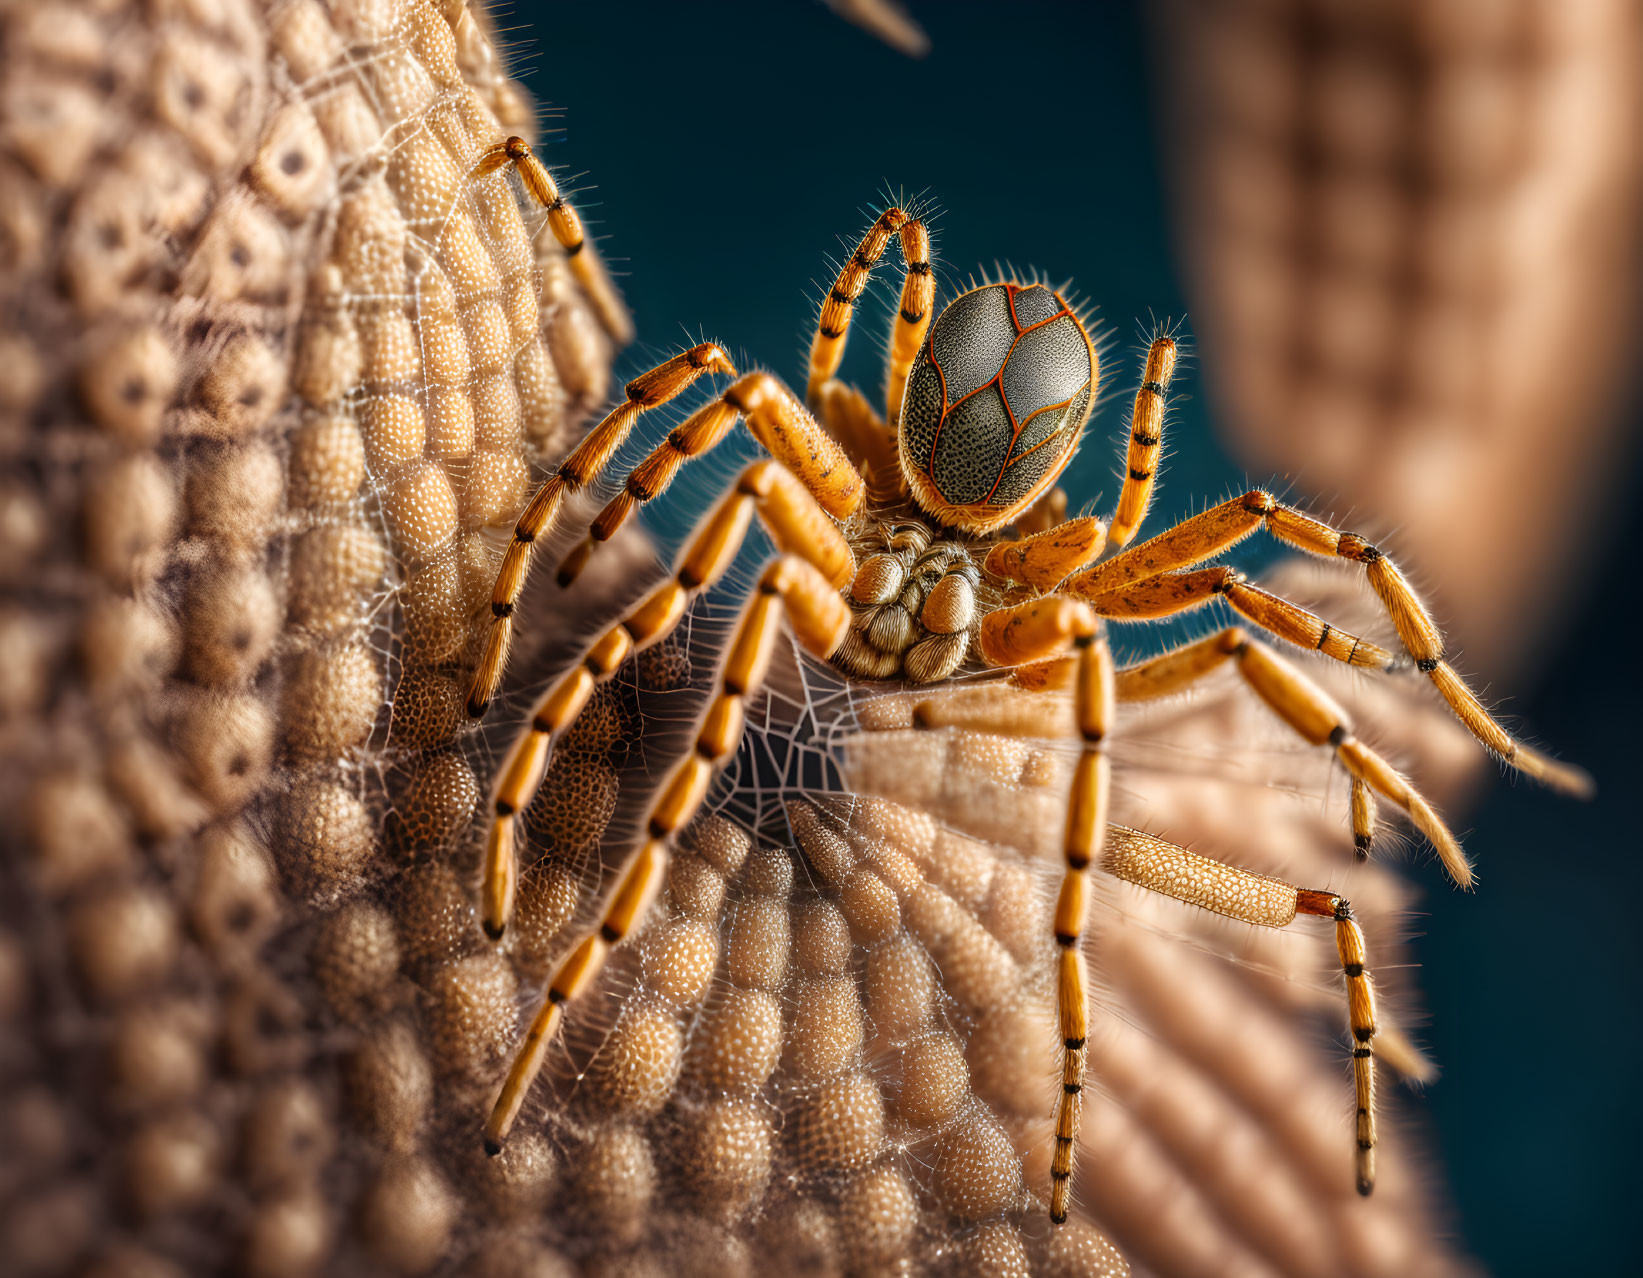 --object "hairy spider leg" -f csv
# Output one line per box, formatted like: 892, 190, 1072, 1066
1100, 827, 1381, 1197
1090, 562, 1394, 665
482, 545, 849, 1153
924, 595, 1404, 1210
916, 604, 1386, 1215
1115, 628, 1470, 885
1107, 335, 1181, 549
811, 378, 905, 504
481, 459, 856, 939
1351, 777, 1378, 863
557, 372, 863, 587
1050, 623, 1113, 1225
984, 516, 1109, 593
1067, 490, 1592, 795
469, 136, 634, 344
804, 206, 933, 427
962, 596, 1112, 1223
466, 344, 736, 718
